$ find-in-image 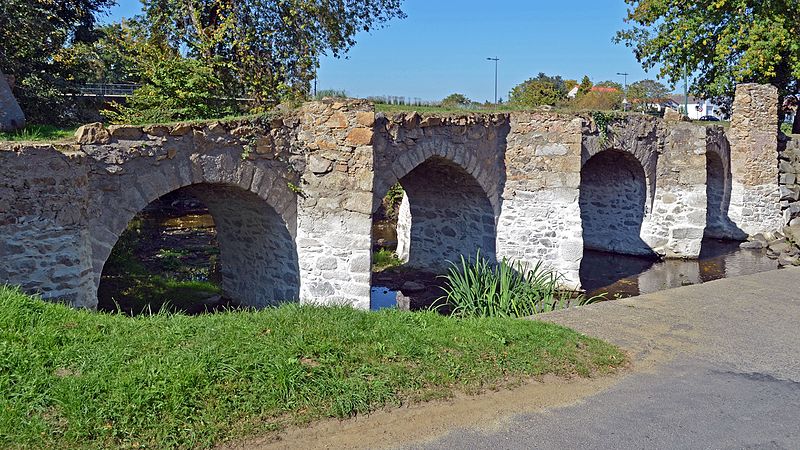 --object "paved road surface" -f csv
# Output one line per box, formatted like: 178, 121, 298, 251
408, 267, 800, 449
